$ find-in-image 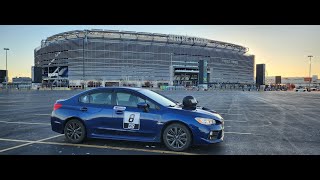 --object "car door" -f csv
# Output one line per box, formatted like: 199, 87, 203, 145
112, 89, 162, 142
78, 89, 115, 138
